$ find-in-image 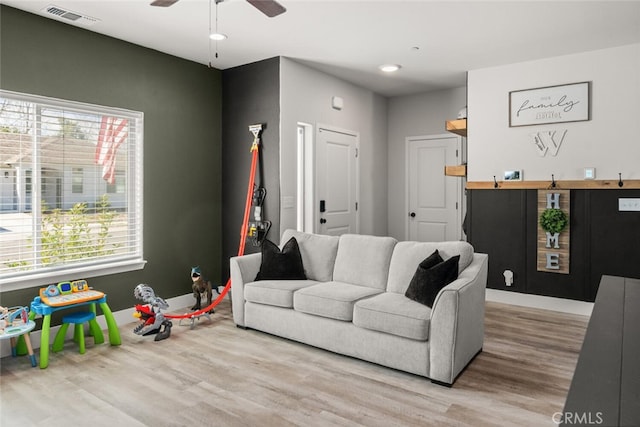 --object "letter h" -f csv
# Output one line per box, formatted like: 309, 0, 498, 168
547, 193, 561, 209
